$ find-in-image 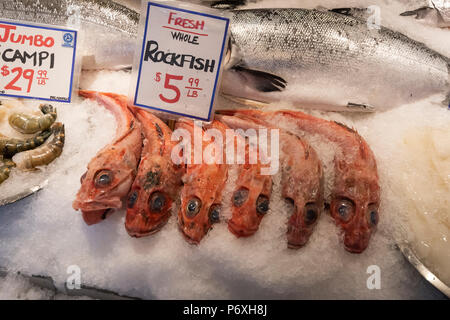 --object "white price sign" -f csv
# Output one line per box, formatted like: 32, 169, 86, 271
131, 1, 230, 121
0, 20, 77, 103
